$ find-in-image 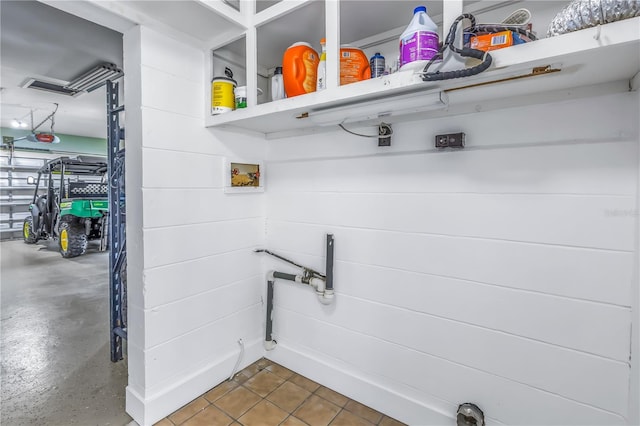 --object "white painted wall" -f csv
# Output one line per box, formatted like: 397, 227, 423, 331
120, 19, 639, 426
123, 26, 267, 426
264, 88, 639, 425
